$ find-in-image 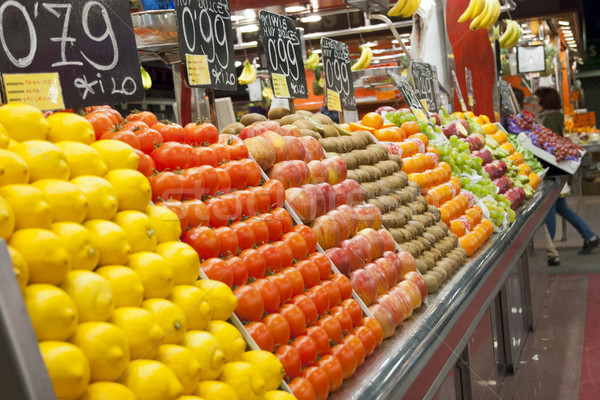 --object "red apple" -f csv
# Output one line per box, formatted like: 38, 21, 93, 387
364, 263, 389, 296
403, 271, 427, 299
374, 258, 397, 288
292, 160, 311, 187
244, 136, 276, 171
337, 205, 358, 237
267, 161, 301, 189
340, 180, 364, 207
326, 247, 351, 276
365, 204, 383, 230
327, 210, 350, 242
285, 187, 317, 223
397, 251, 417, 275
302, 184, 326, 219
298, 136, 325, 161
396, 280, 422, 309
281, 124, 301, 137
308, 160, 329, 184
261, 131, 289, 163
368, 303, 398, 338
378, 229, 396, 253
258, 120, 284, 135
333, 183, 348, 207
355, 205, 374, 232
323, 157, 347, 185
239, 123, 269, 140
340, 239, 365, 271
387, 285, 413, 320
383, 251, 403, 278
283, 136, 305, 161
351, 234, 372, 264
358, 228, 385, 260
376, 293, 405, 326
317, 183, 337, 213
310, 215, 341, 250
350, 269, 378, 306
